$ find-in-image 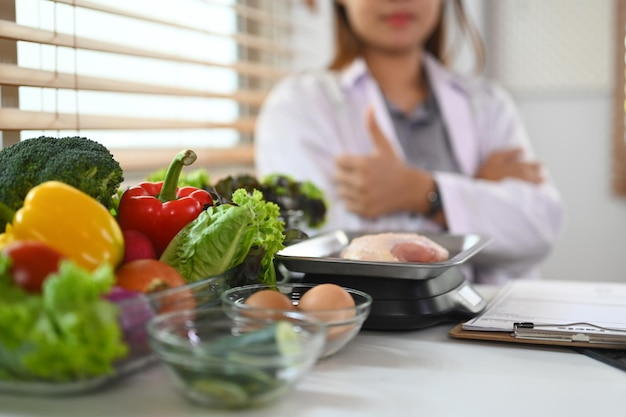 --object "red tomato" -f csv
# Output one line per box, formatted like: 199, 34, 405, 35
115, 259, 193, 313
3, 241, 66, 293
